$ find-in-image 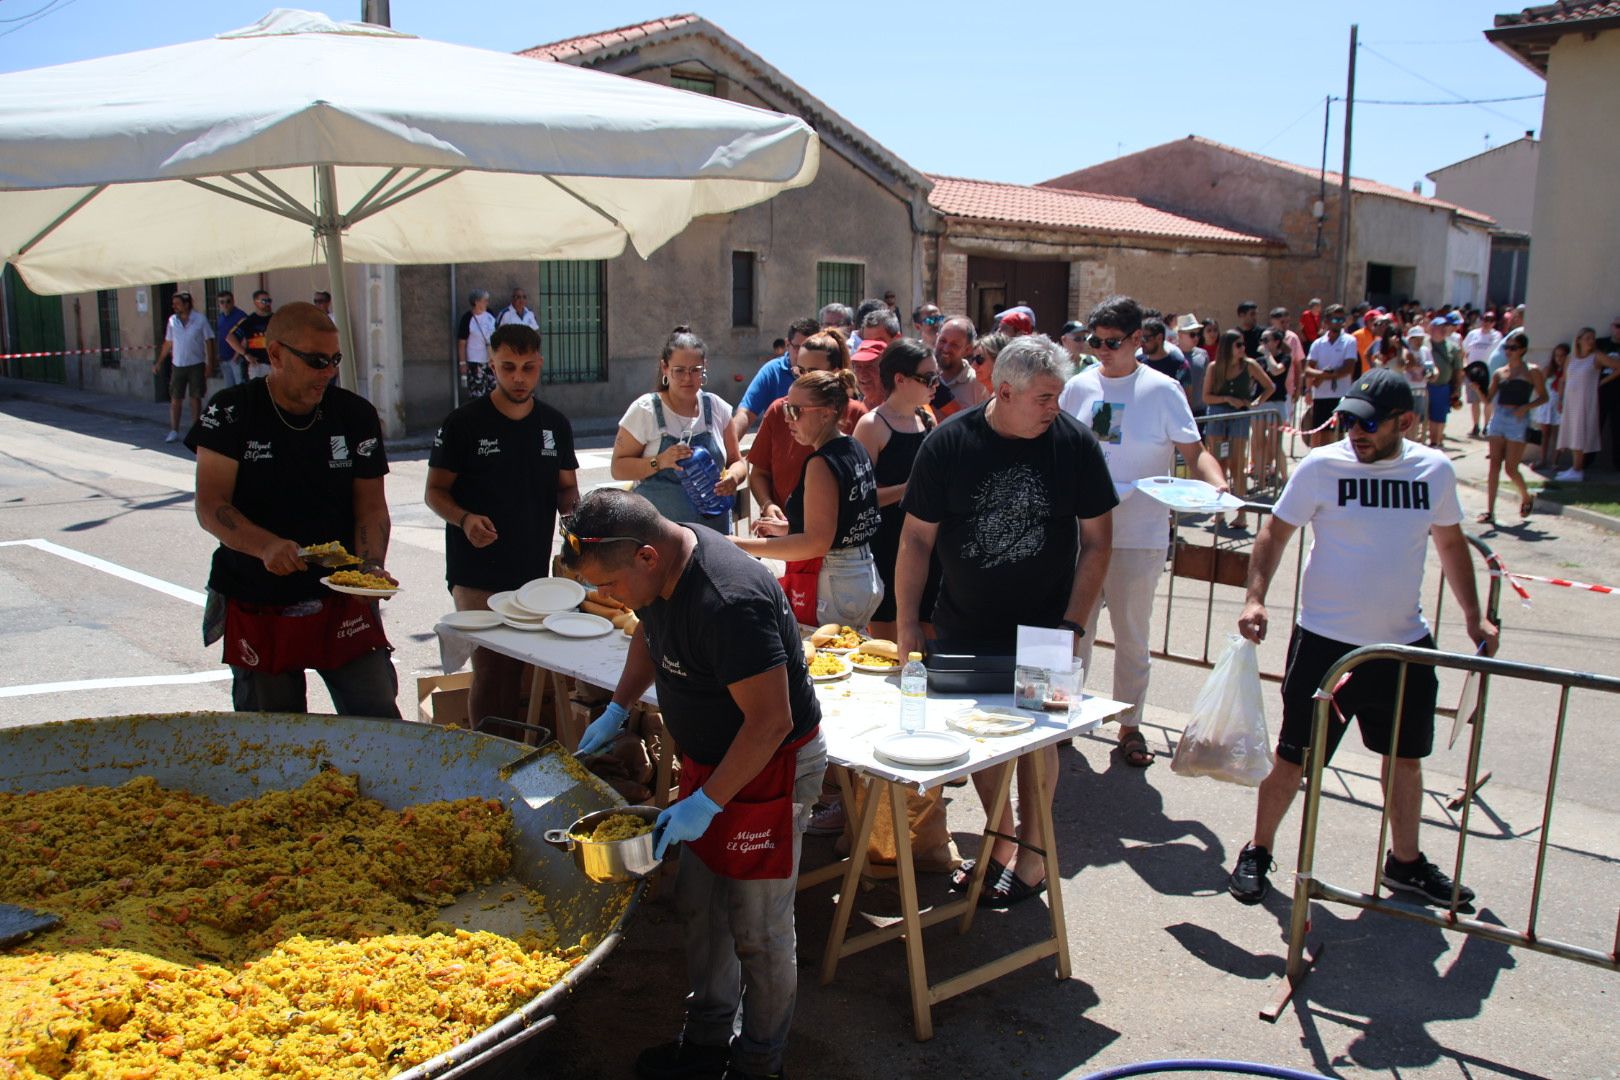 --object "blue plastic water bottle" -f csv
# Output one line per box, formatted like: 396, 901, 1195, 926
676, 444, 734, 517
